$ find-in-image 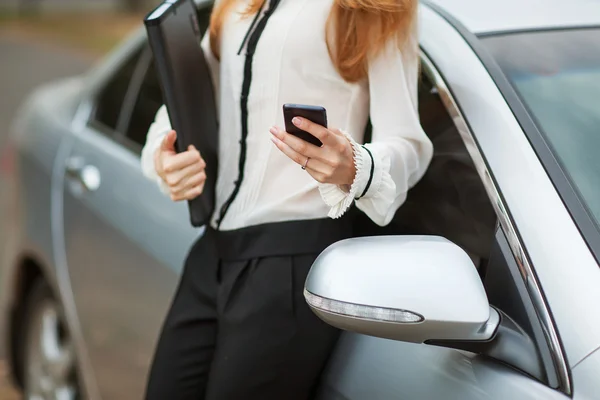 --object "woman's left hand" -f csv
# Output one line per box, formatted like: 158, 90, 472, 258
270, 117, 356, 187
